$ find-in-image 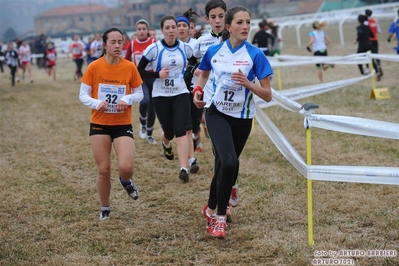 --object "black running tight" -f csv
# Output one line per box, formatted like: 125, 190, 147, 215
205, 104, 252, 215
